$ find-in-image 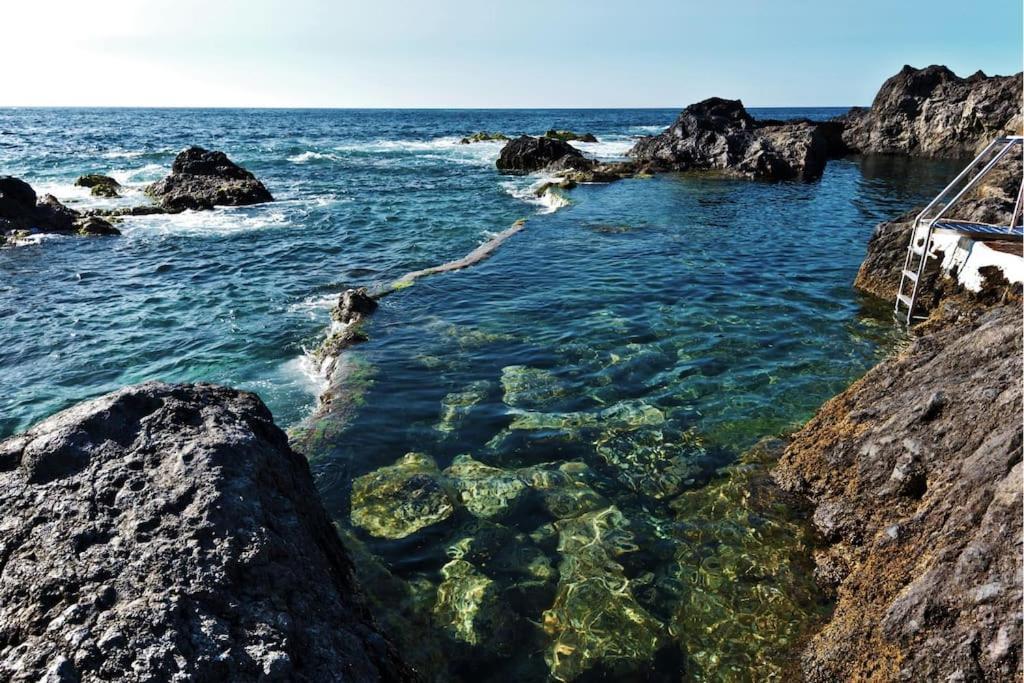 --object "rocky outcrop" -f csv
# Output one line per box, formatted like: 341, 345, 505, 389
459, 132, 509, 144
543, 130, 598, 143
496, 135, 586, 173
75, 174, 121, 198
0, 382, 412, 682
146, 146, 273, 212
854, 156, 1023, 304
0, 176, 119, 241
775, 300, 1022, 682
841, 65, 1023, 157
629, 98, 831, 181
